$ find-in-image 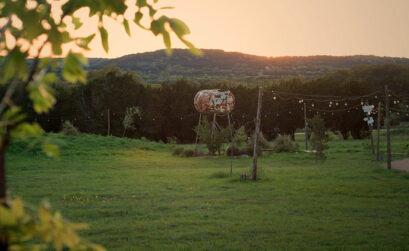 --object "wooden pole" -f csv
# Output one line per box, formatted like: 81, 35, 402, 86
107, 108, 110, 136
227, 113, 234, 176
252, 86, 263, 181
376, 101, 381, 161
194, 113, 202, 153
304, 102, 309, 151
385, 85, 391, 169
211, 113, 216, 155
